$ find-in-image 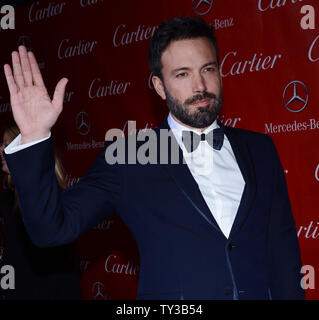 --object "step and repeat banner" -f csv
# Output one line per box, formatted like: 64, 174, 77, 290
0, 0, 318, 299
